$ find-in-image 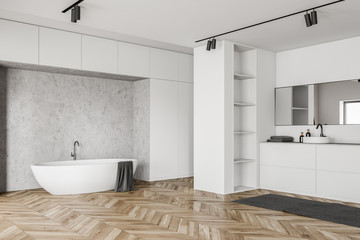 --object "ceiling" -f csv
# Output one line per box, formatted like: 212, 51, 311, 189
0, 0, 359, 53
